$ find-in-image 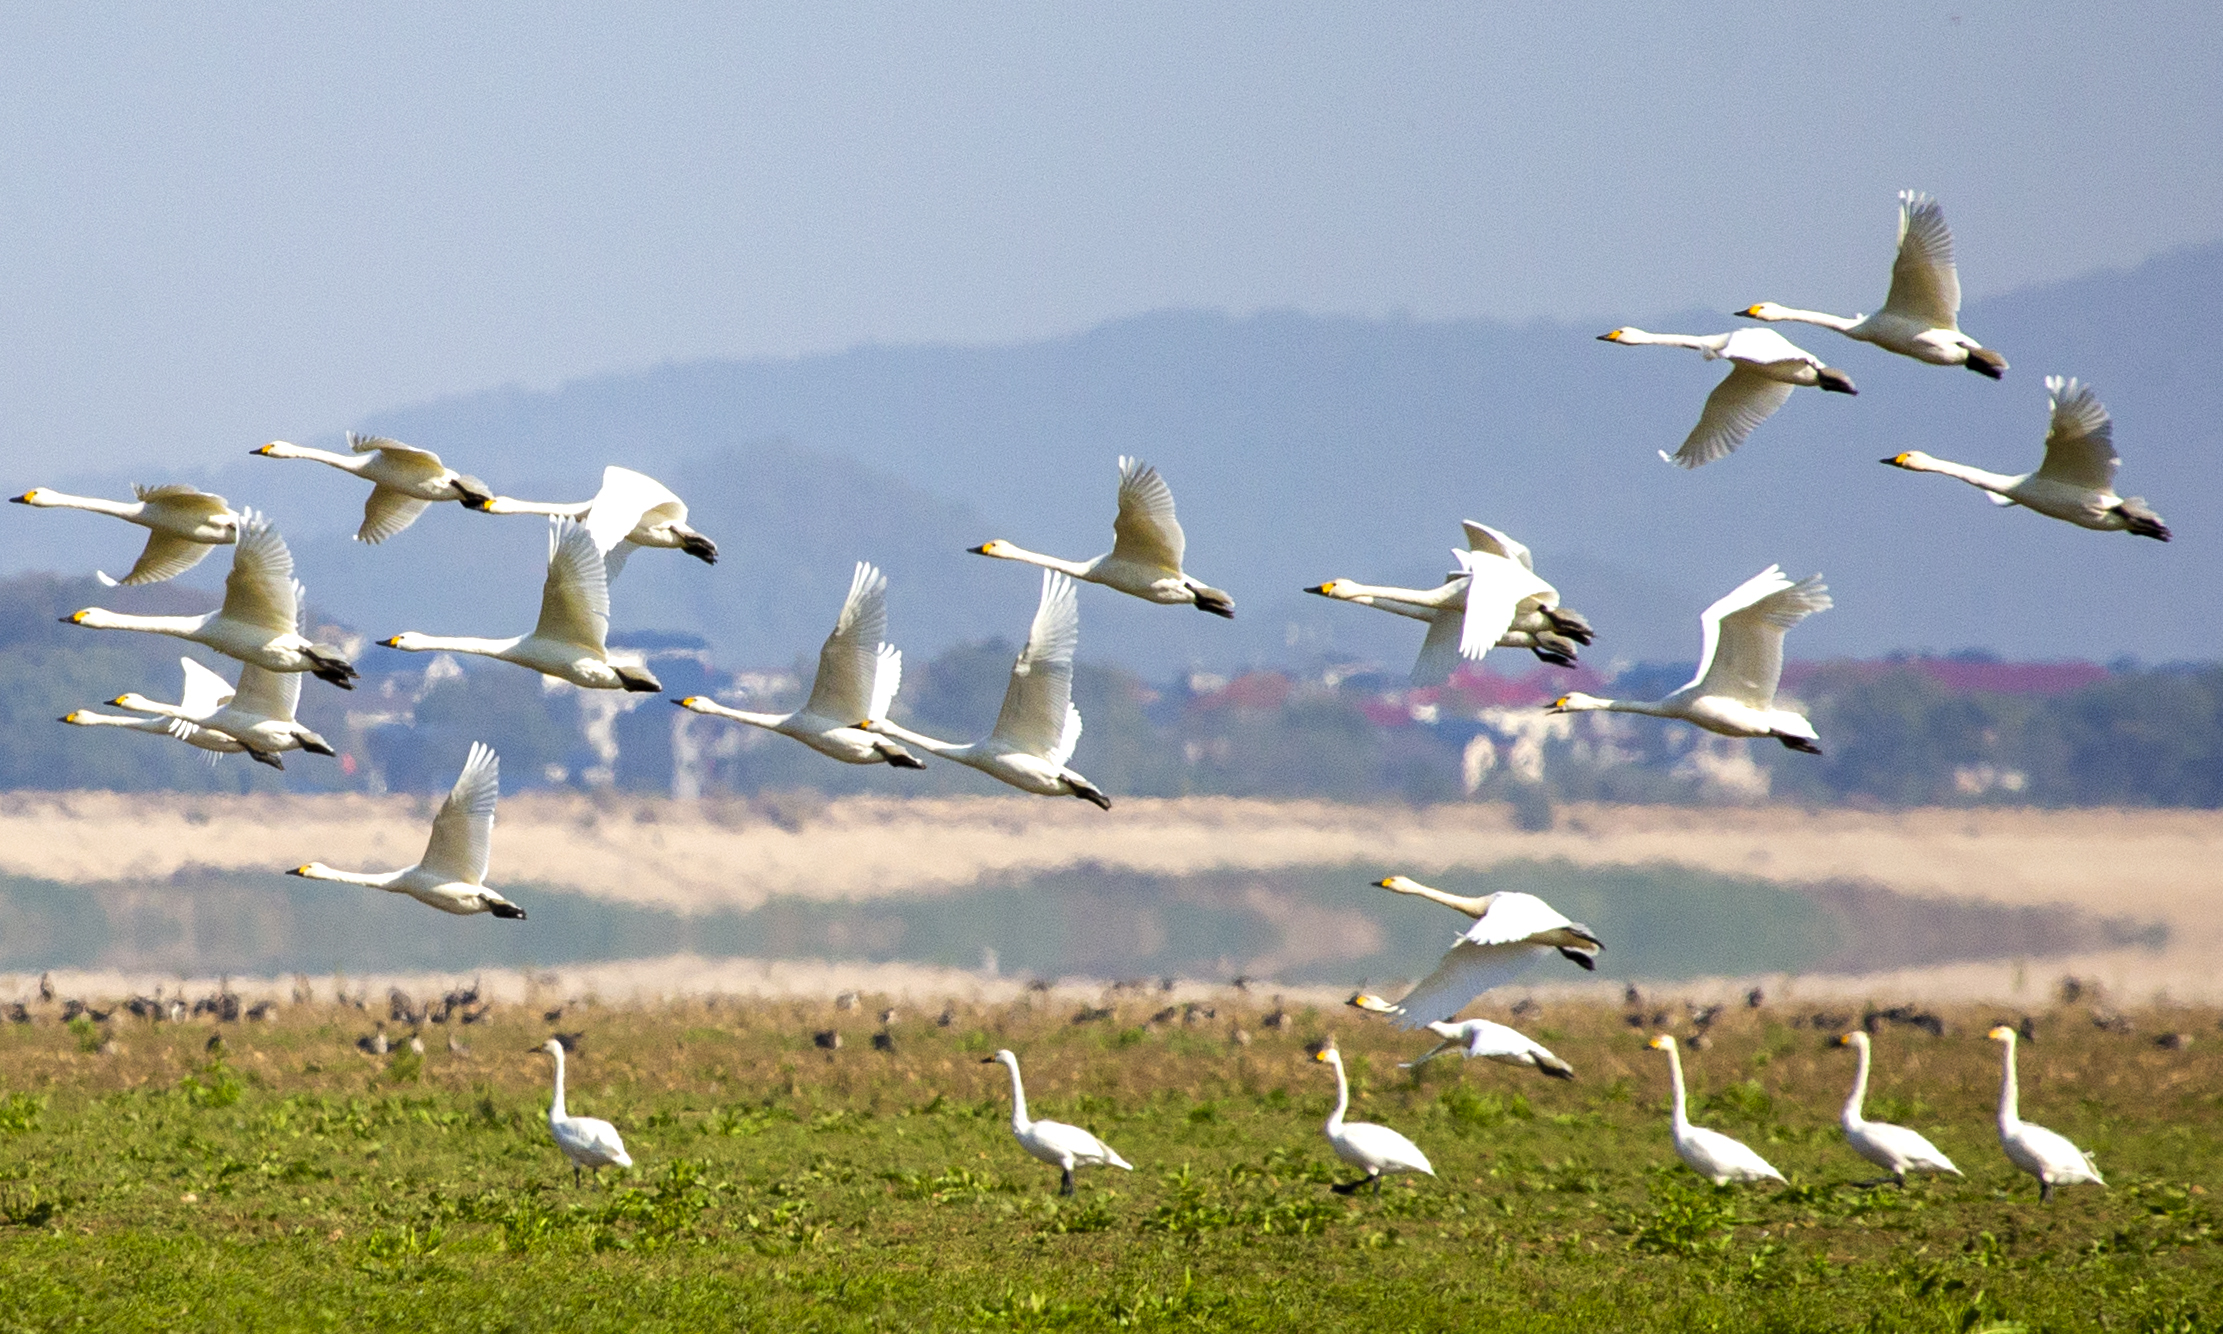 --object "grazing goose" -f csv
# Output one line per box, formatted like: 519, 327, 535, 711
113, 655, 335, 769
1741, 190, 2007, 378
981, 1049, 1132, 1194
1362, 876, 1601, 1029
1650, 1035, 1783, 1185
11, 484, 239, 586
1833, 1032, 1961, 1186
1314, 1039, 1434, 1195
381, 518, 662, 692
1348, 994, 1575, 1079
60, 707, 249, 762
62, 511, 358, 688
861, 571, 1109, 808
1883, 377, 2168, 540
1550, 564, 1829, 752
287, 742, 527, 918
467, 465, 717, 575
971, 457, 1233, 617
1987, 1025, 2103, 1202
1598, 327, 1856, 469
677, 561, 920, 768
536, 1038, 632, 1185
253, 432, 491, 543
